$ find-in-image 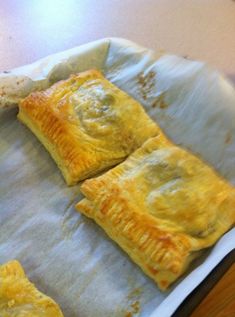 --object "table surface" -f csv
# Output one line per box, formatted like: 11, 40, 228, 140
191, 263, 235, 317
0, 1, 234, 316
